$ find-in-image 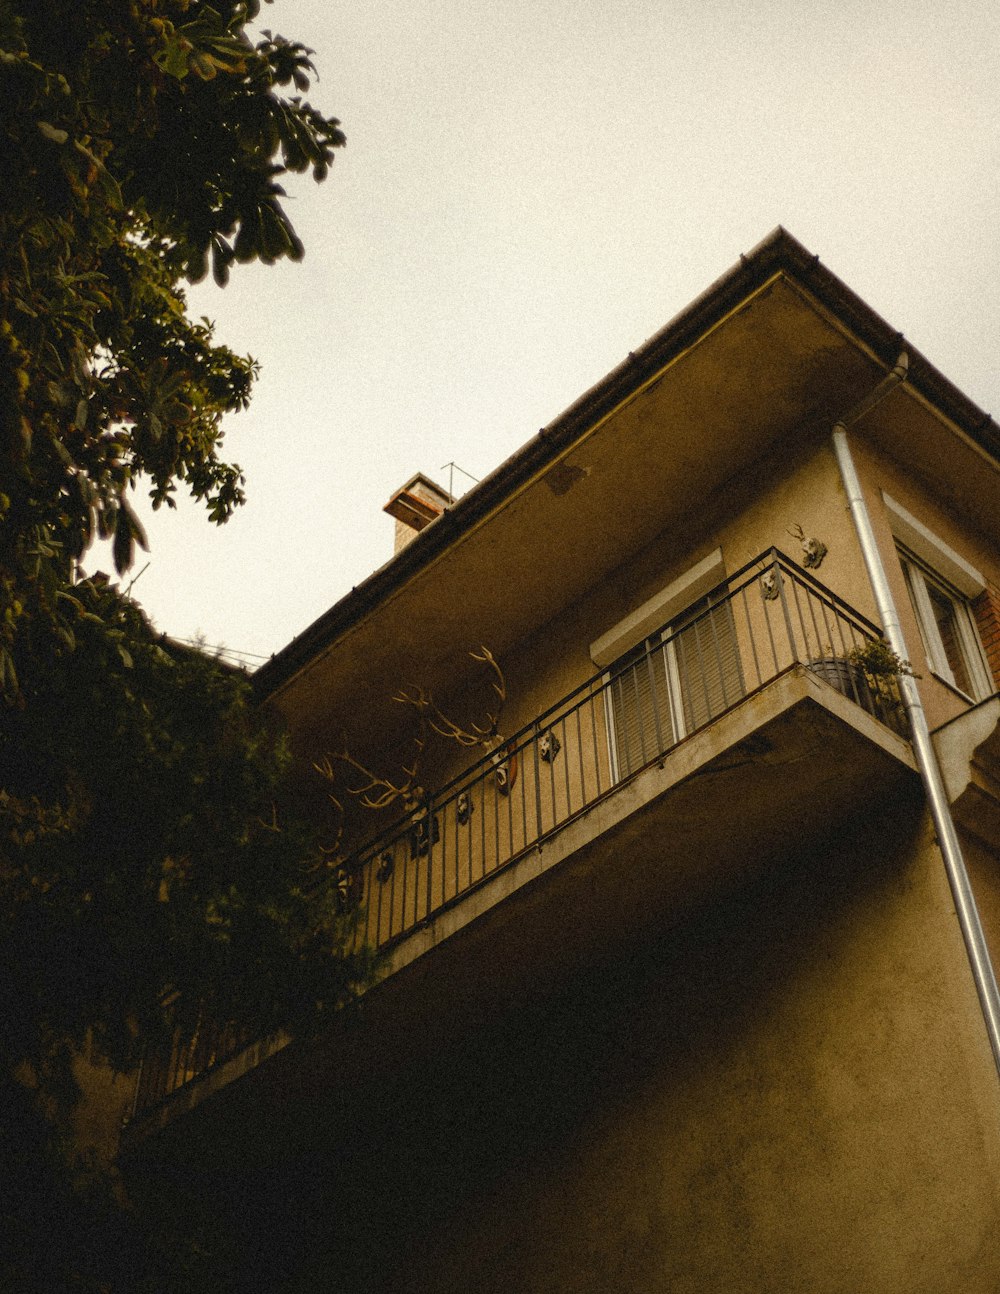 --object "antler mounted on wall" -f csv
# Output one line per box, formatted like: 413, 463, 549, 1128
396, 646, 516, 794
315, 717, 427, 814
395, 647, 506, 752
316, 644, 513, 836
